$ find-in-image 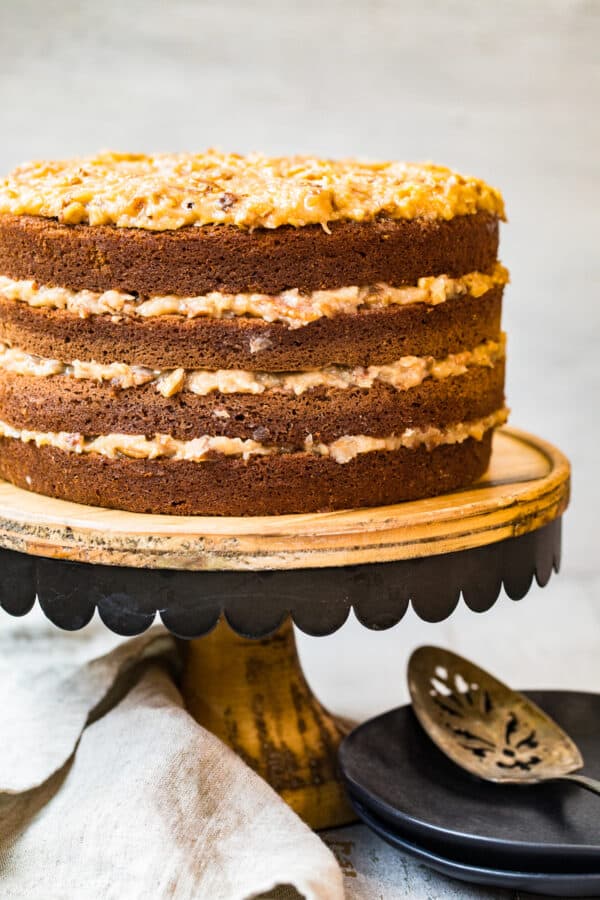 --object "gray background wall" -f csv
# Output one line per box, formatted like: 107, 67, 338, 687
0, 1, 598, 713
